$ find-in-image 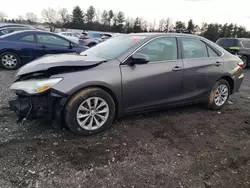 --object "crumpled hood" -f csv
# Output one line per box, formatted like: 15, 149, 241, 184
16, 54, 106, 76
